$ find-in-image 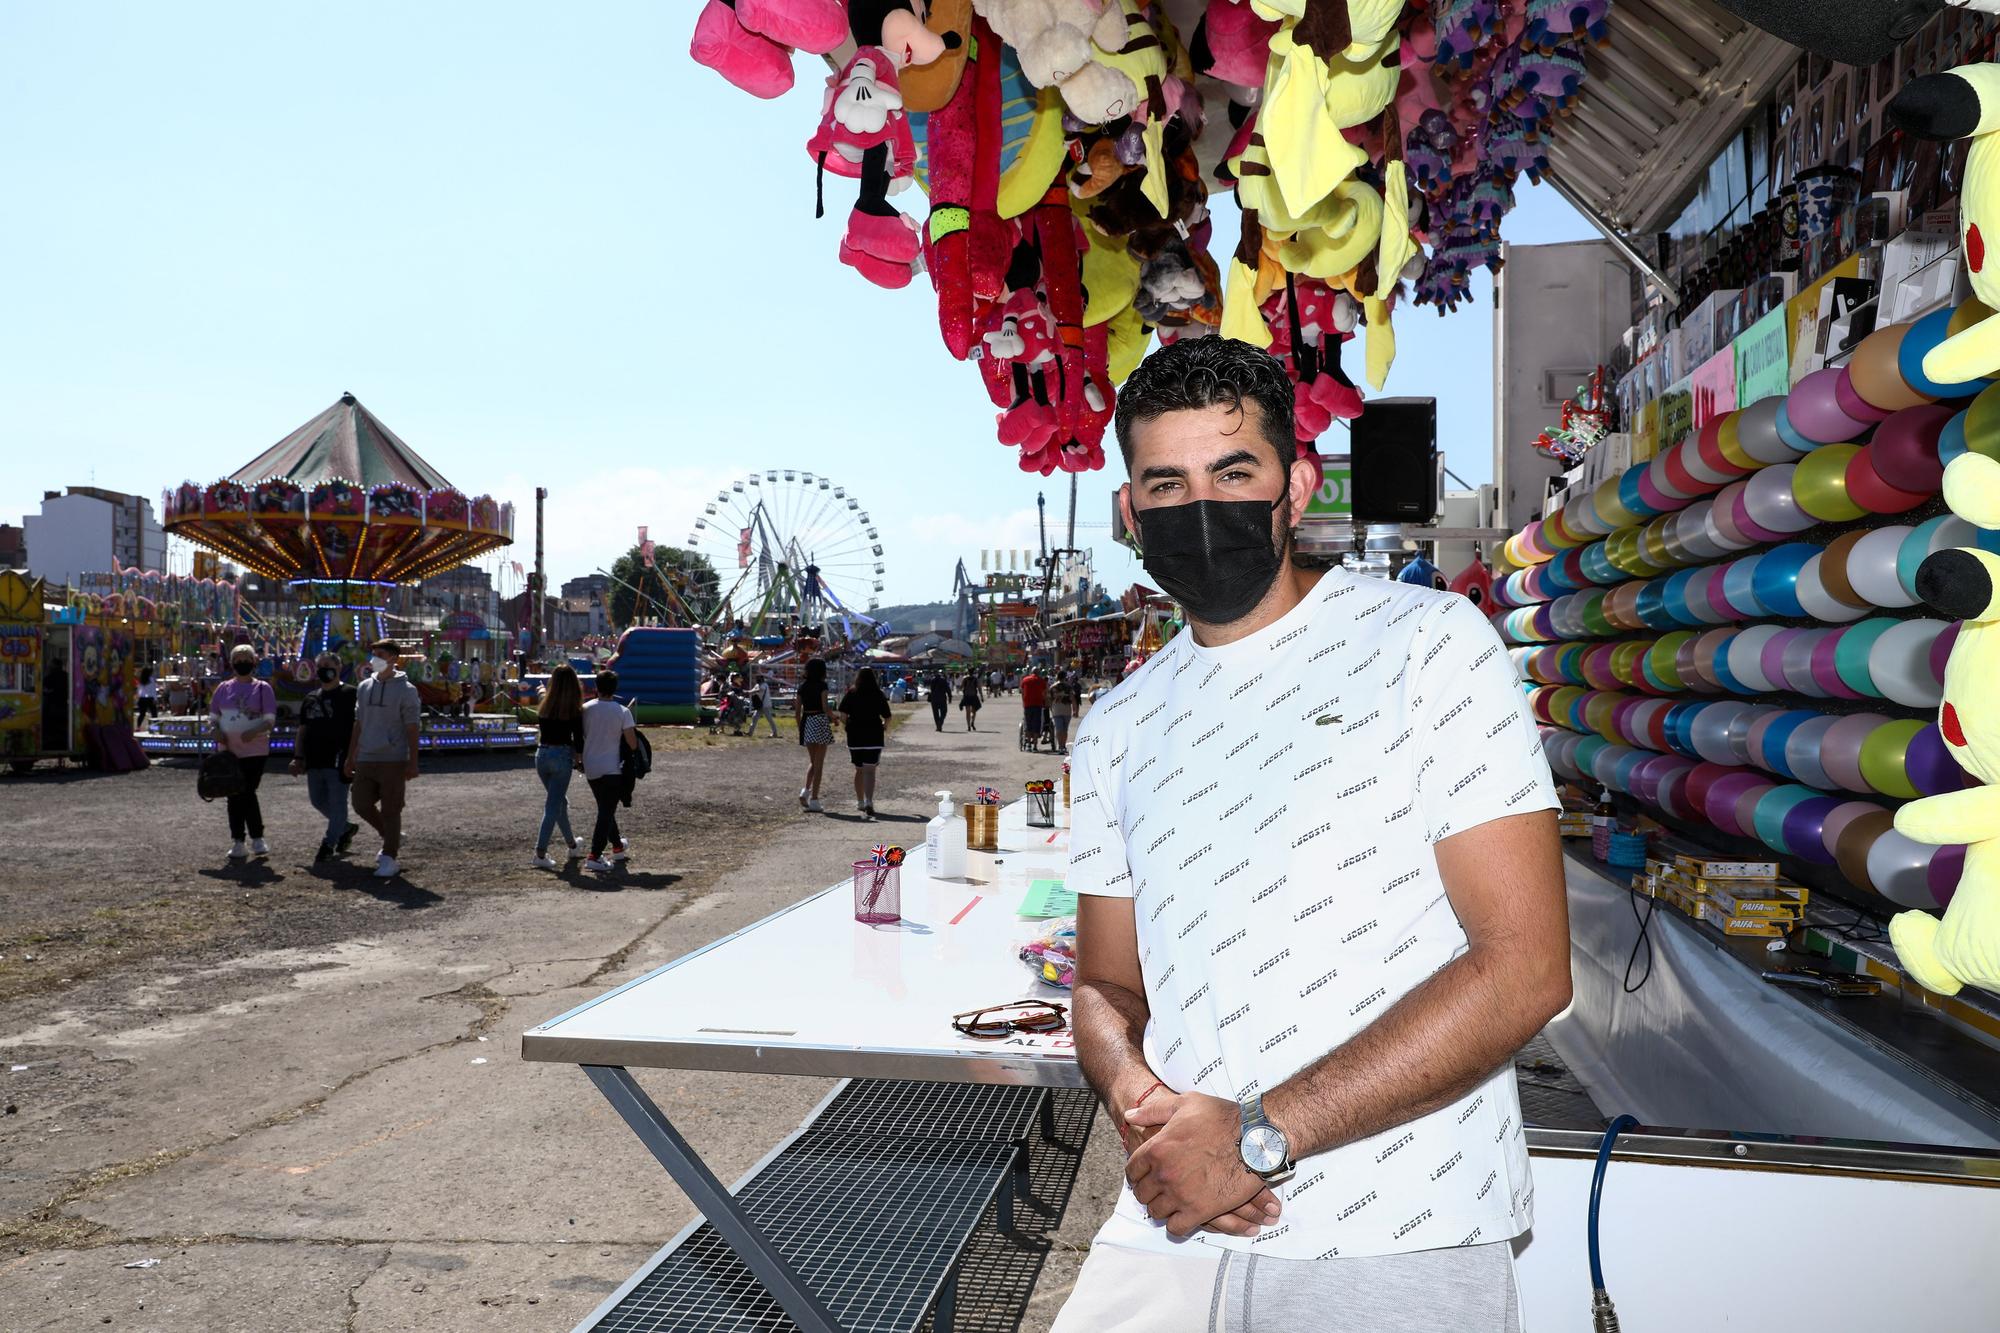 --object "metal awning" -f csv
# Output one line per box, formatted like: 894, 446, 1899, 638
1546, 0, 1796, 238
